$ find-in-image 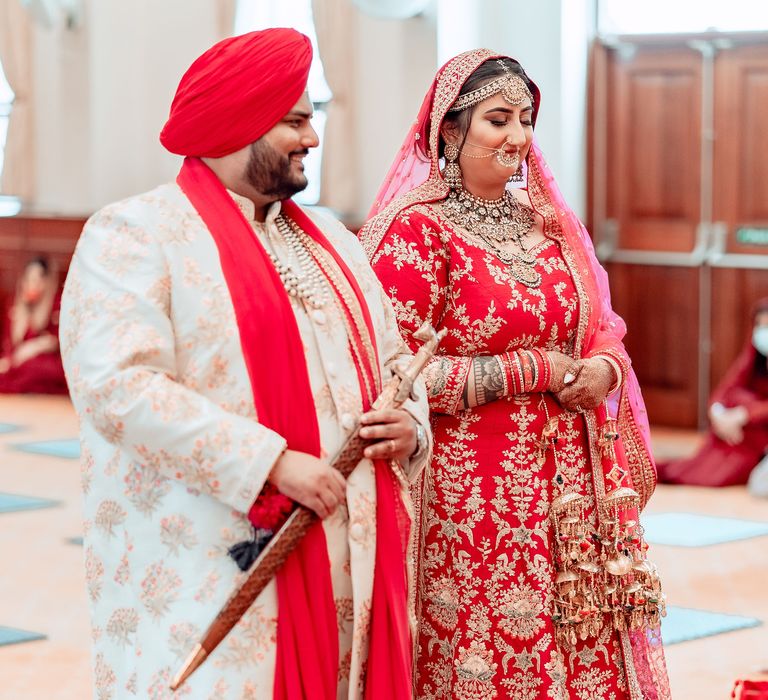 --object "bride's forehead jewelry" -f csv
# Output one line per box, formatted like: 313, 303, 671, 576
448, 60, 534, 113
